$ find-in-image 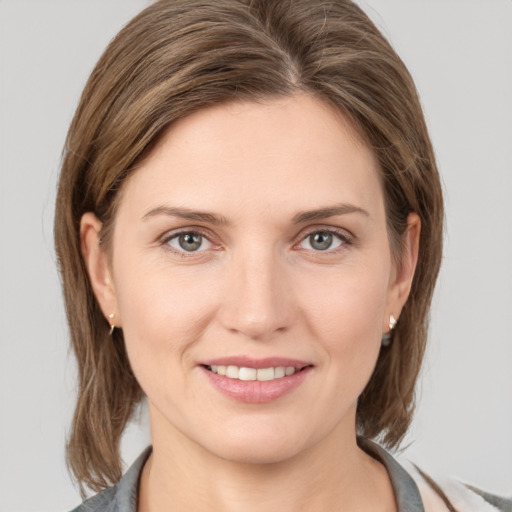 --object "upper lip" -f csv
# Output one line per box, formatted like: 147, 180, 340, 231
200, 356, 312, 370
